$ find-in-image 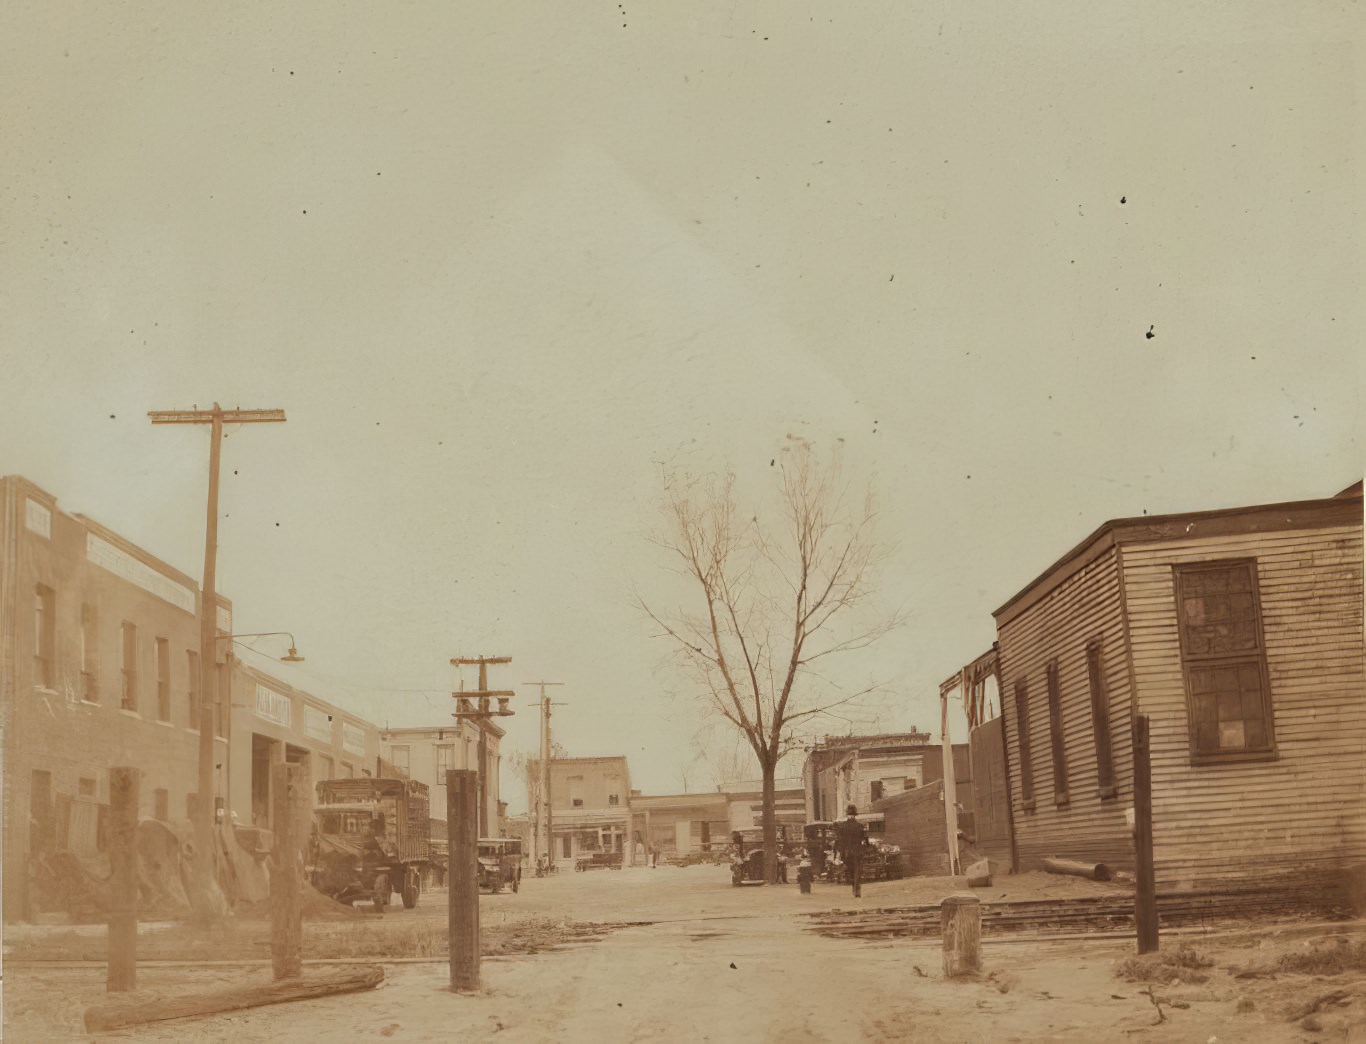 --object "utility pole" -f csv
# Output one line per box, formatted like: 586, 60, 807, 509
523, 682, 564, 868
450, 656, 514, 837
150, 404, 286, 916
